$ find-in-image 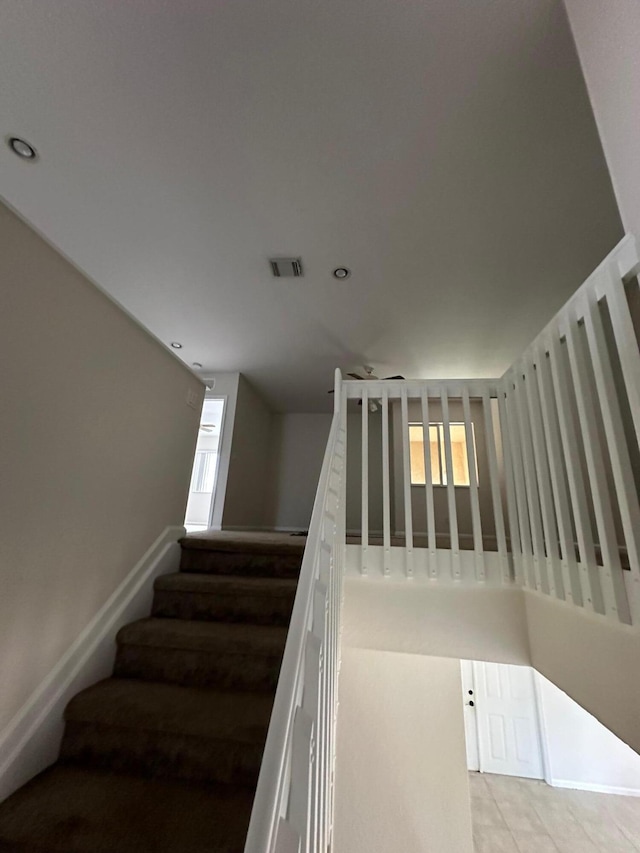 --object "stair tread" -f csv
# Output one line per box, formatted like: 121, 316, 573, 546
156, 572, 297, 596
180, 530, 306, 556
0, 765, 254, 853
117, 617, 288, 654
65, 678, 273, 742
